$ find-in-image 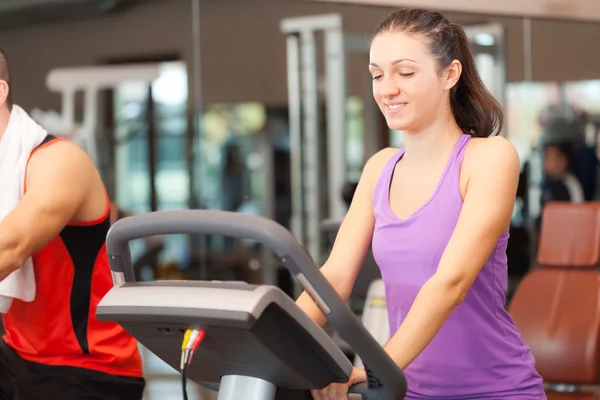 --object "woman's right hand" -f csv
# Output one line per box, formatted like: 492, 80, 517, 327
310, 367, 367, 400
